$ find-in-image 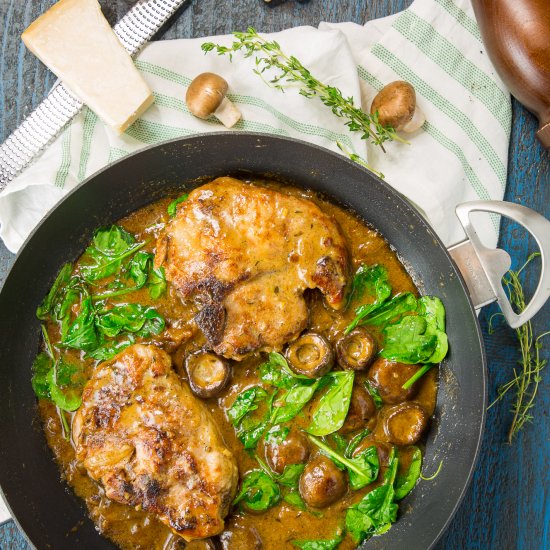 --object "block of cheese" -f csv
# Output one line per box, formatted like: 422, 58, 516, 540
22, 0, 154, 134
